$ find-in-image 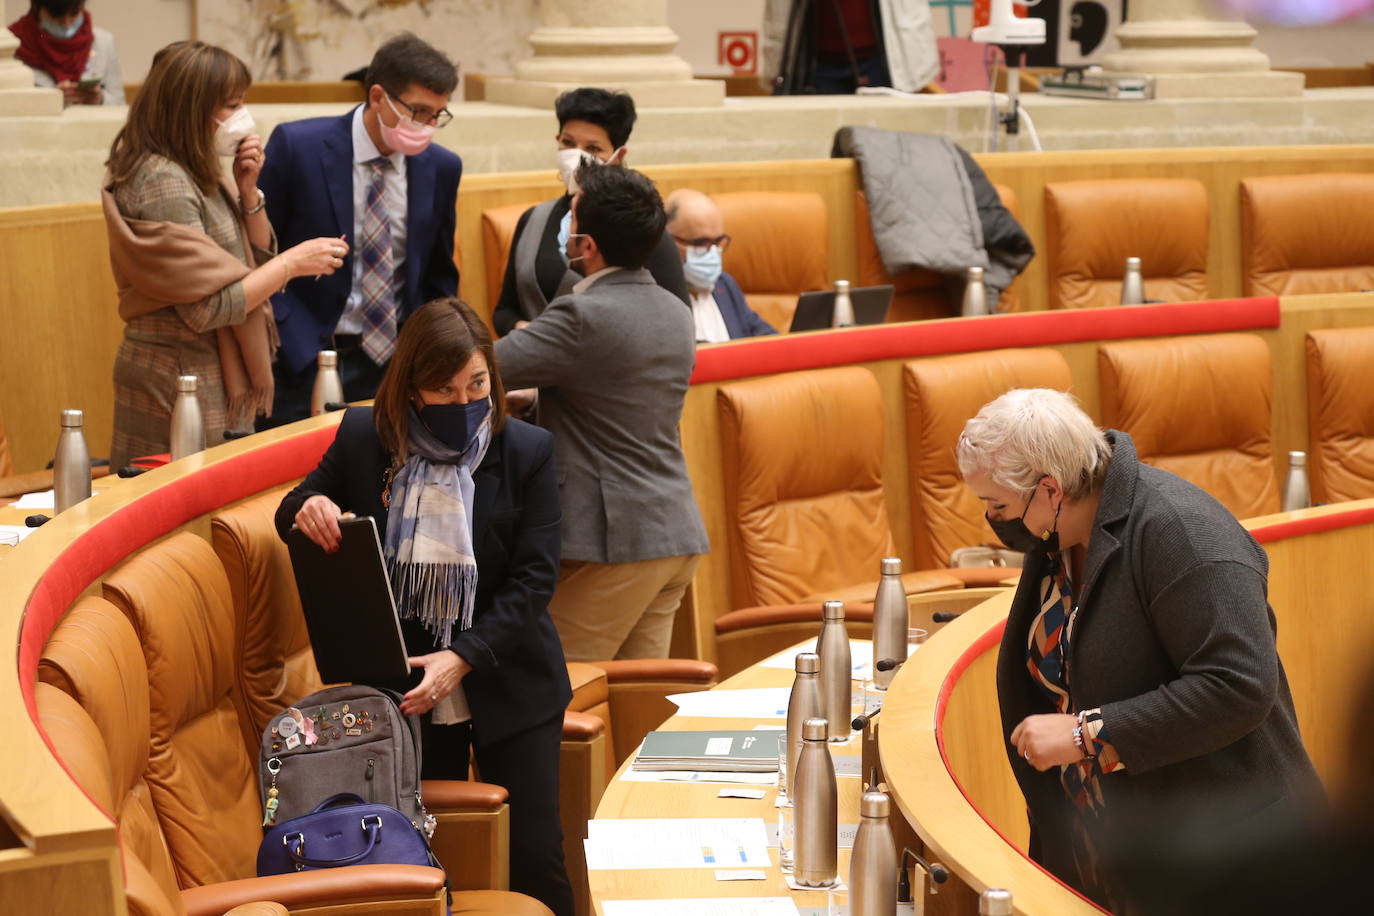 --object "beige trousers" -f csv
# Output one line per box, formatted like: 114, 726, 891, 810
547, 554, 702, 662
